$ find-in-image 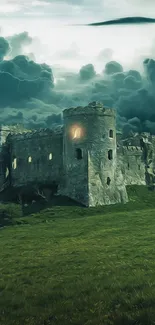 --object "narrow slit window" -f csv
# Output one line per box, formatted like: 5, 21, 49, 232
128, 163, 130, 169
108, 149, 113, 160
76, 148, 83, 160
109, 129, 113, 138
49, 153, 52, 160
12, 158, 17, 169
5, 167, 9, 177
28, 156, 32, 163
107, 177, 111, 185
